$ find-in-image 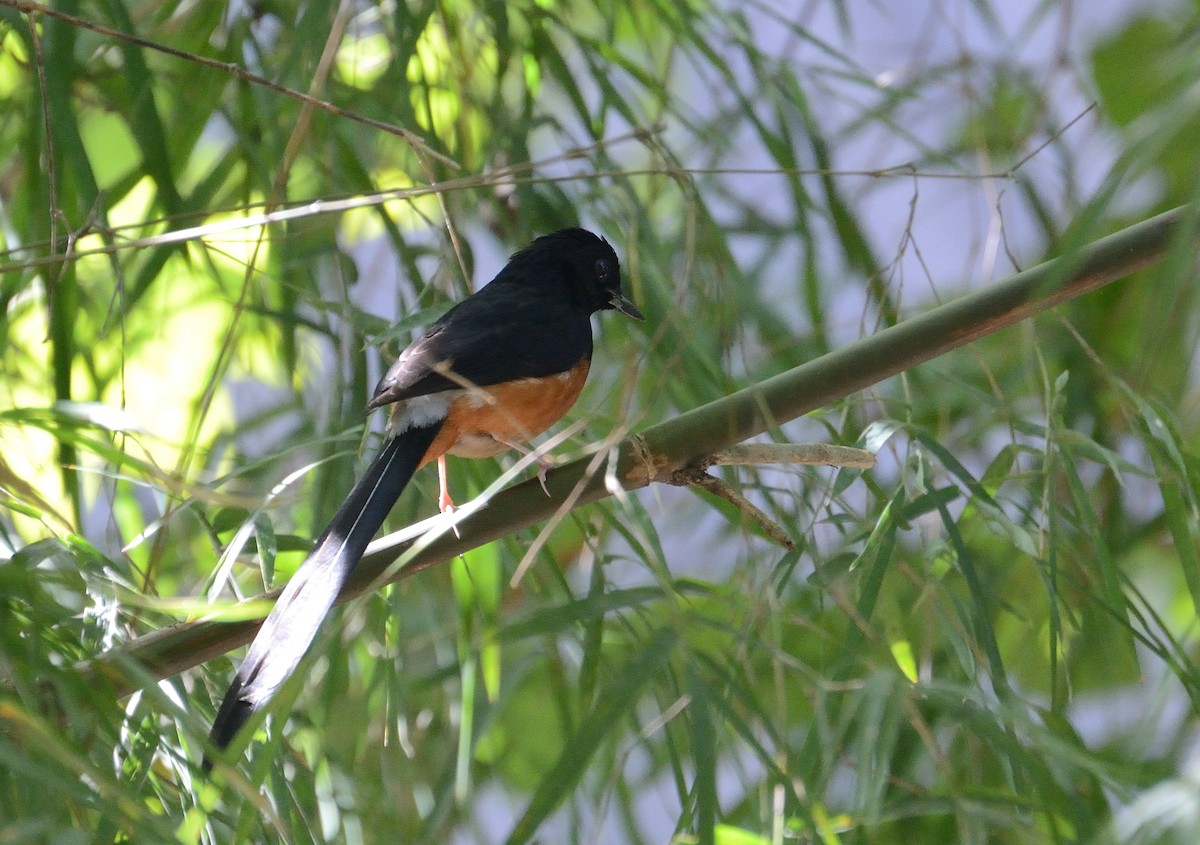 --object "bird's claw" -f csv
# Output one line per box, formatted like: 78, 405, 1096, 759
533, 455, 556, 497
